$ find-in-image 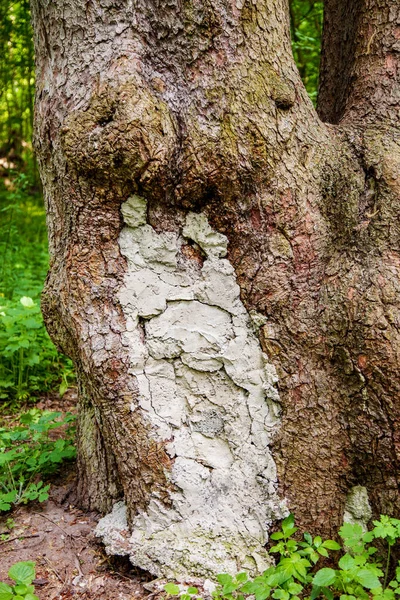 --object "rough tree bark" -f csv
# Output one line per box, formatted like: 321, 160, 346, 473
31, 0, 400, 578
